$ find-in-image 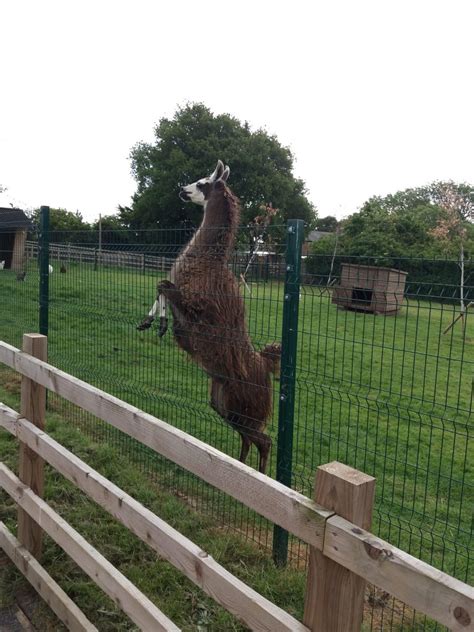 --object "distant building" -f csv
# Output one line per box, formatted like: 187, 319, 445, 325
0, 208, 32, 271
302, 230, 333, 256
